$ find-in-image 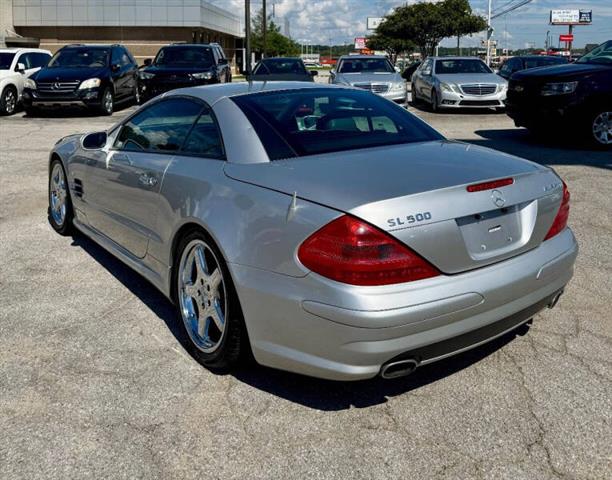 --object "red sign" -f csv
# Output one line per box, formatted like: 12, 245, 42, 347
354, 37, 367, 49
559, 34, 574, 42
